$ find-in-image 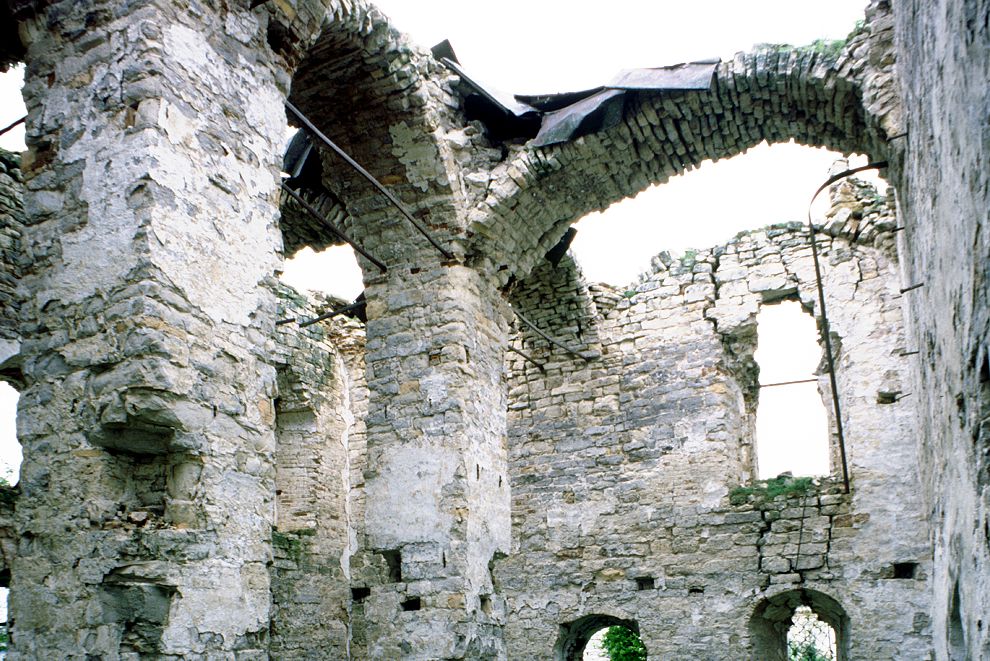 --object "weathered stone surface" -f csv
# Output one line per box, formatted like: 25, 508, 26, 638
496, 182, 931, 659
0, 0, 984, 658
6, 0, 330, 657
891, 0, 990, 658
